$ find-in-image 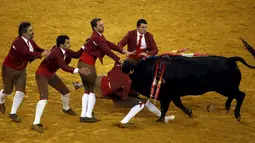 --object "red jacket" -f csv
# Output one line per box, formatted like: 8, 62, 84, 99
3, 37, 44, 70
118, 30, 158, 56
101, 63, 131, 100
36, 46, 83, 76
80, 31, 124, 64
